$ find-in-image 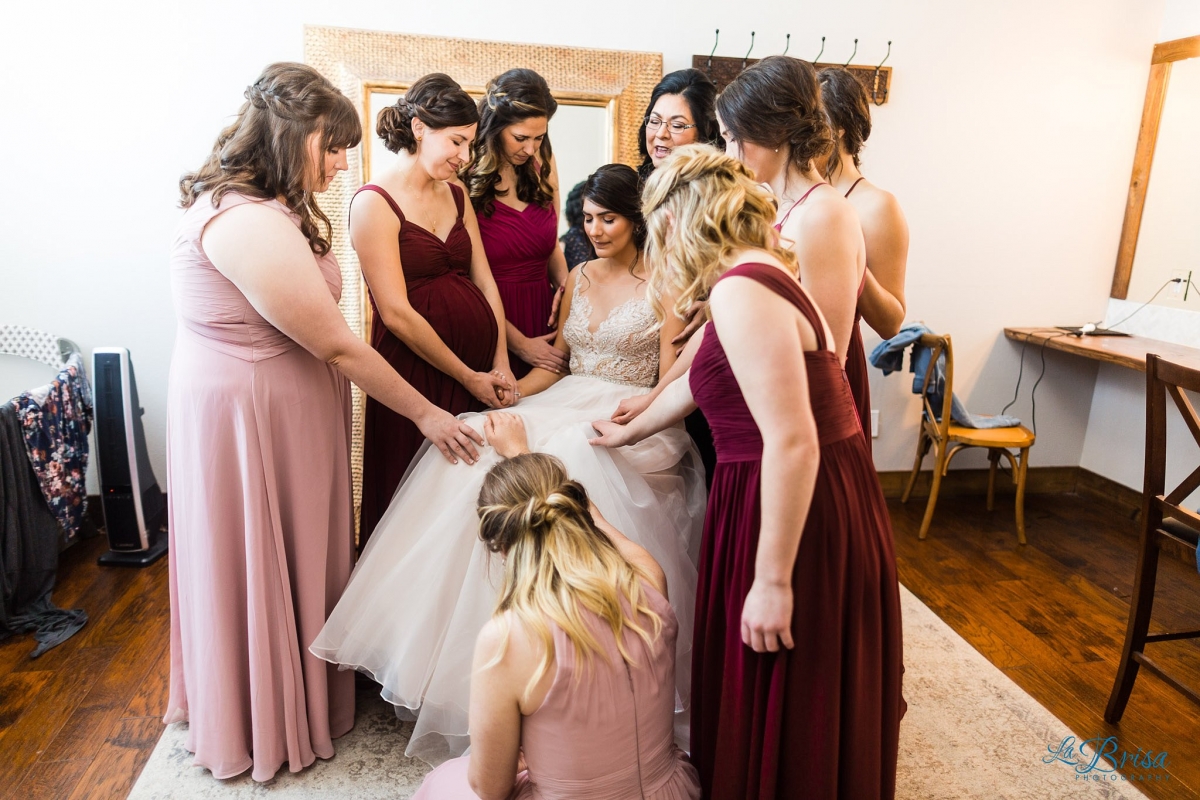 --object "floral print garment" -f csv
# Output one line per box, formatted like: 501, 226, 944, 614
10, 353, 93, 542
